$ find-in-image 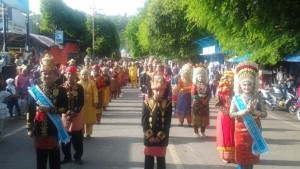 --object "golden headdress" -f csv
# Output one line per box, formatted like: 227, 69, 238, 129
40, 53, 56, 72
181, 63, 193, 81
234, 61, 259, 94
192, 64, 208, 84
68, 59, 76, 66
